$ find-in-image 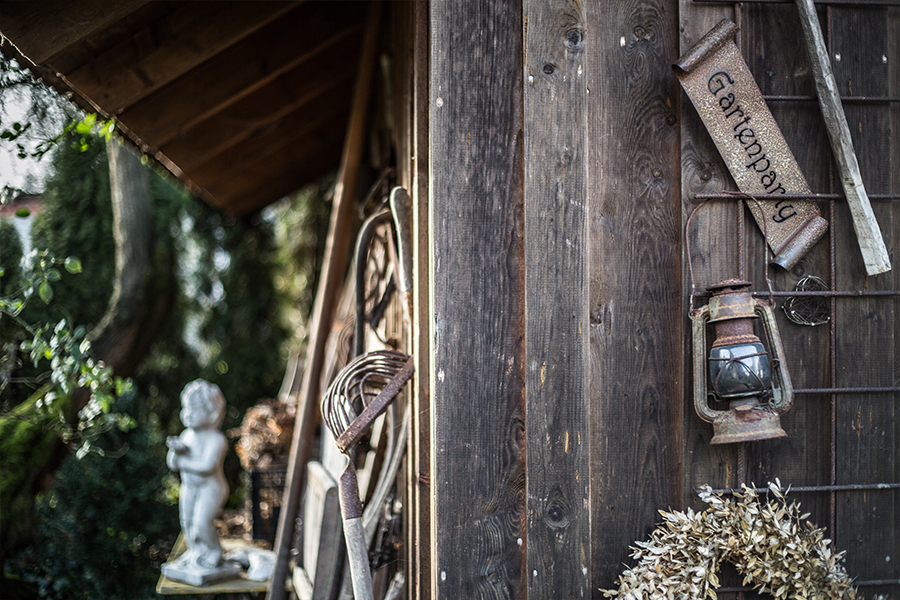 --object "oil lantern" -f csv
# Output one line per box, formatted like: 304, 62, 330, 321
691, 279, 793, 444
